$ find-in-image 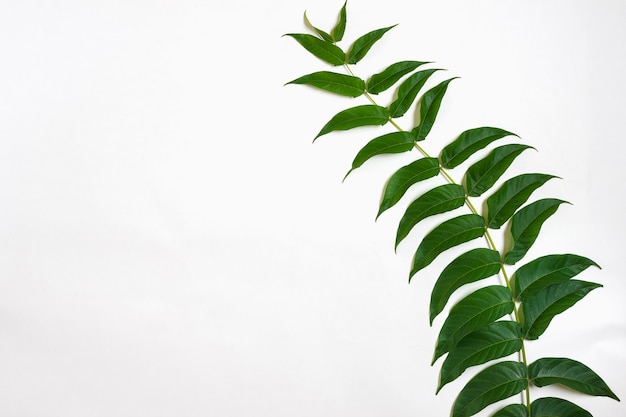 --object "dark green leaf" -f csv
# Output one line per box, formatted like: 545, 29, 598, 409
464, 144, 534, 197
314, 105, 389, 140
367, 60, 429, 95
531, 397, 592, 417
347, 25, 397, 64
486, 174, 558, 229
410, 214, 486, 280
412, 78, 458, 141
504, 199, 568, 265
388, 69, 441, 118
512, 254, 600, 301
429, 248, 501, 323
331, 1, 347, 42
345, 132, 415, 180
521, 280, 602, 340
284, 33, 345, 66
440, 127, 518, 169
433, 285, 514, 363
303, 12, 334, 42
492, 404, 528, 417
378, 157, 440, 217
529, 357, 620, 401
438, 321, 523, 391
452, 361, 527, 417
286, 71, 365, 97
395, 184, 466, 248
